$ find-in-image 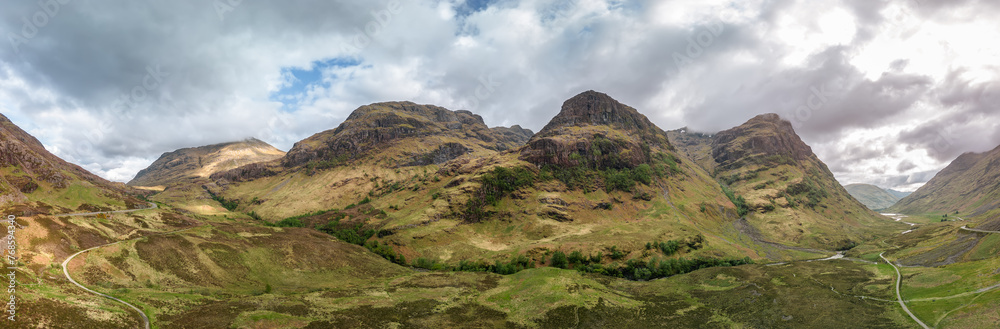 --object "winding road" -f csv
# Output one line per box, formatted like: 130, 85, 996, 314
62, 242, 151, 329
58, 203, 198, 329
55, 202, 158, 217
881, 252, 931, 329
960, 225, 1000, 234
